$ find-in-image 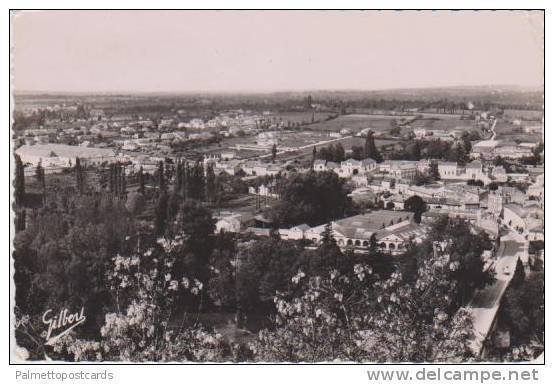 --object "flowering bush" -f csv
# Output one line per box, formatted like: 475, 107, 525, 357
251, 254, 474, 362
52, 235, 226, 362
